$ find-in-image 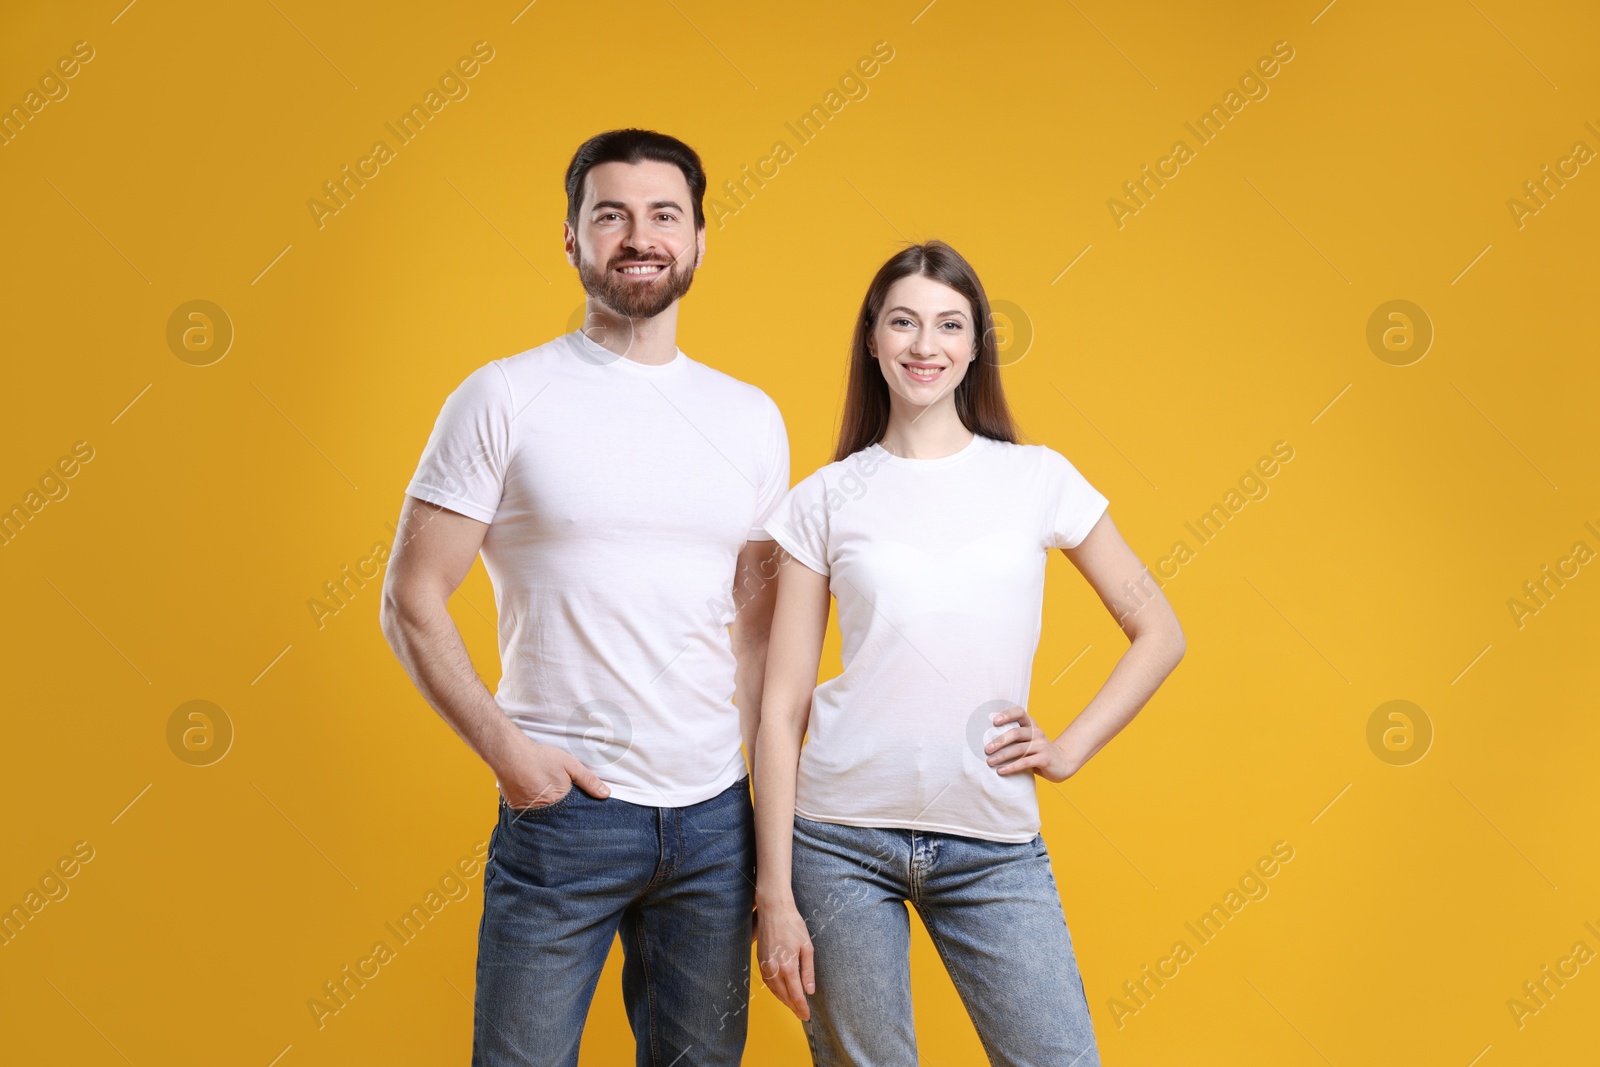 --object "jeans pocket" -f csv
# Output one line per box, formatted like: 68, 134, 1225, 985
501, 785, 578, 821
